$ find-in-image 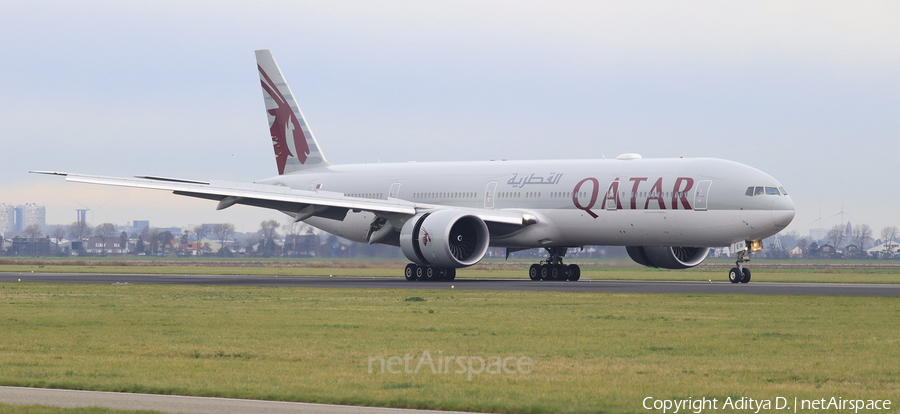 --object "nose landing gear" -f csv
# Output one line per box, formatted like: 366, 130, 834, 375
728, 250, 751, 283
528, 247, 580, 281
